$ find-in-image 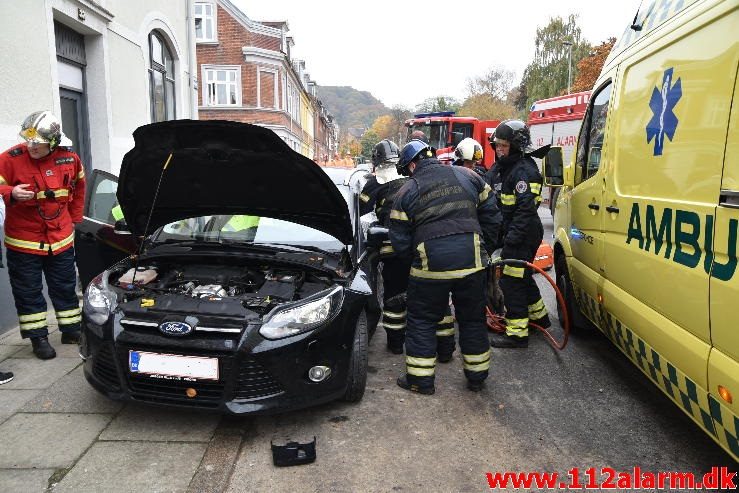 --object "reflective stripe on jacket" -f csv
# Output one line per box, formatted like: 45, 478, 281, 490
0, 144, 86, 255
